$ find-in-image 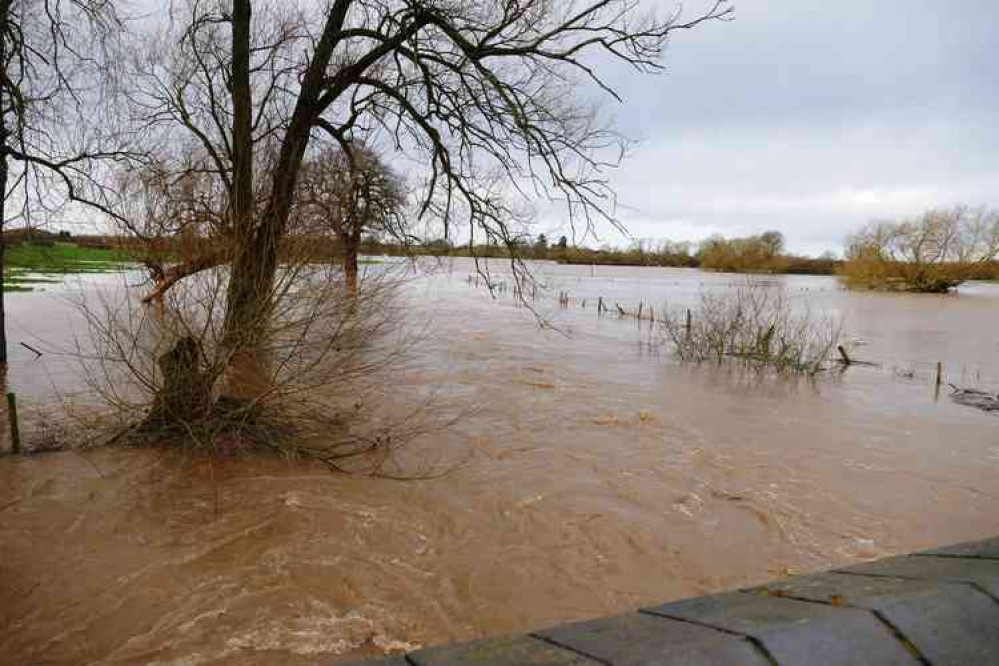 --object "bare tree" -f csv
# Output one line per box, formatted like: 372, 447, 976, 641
75, 252, 442, 469
120, 0, 732, 423
0, 0, 133, 363
842, 206, 999, 292
297, 143, 406, 296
